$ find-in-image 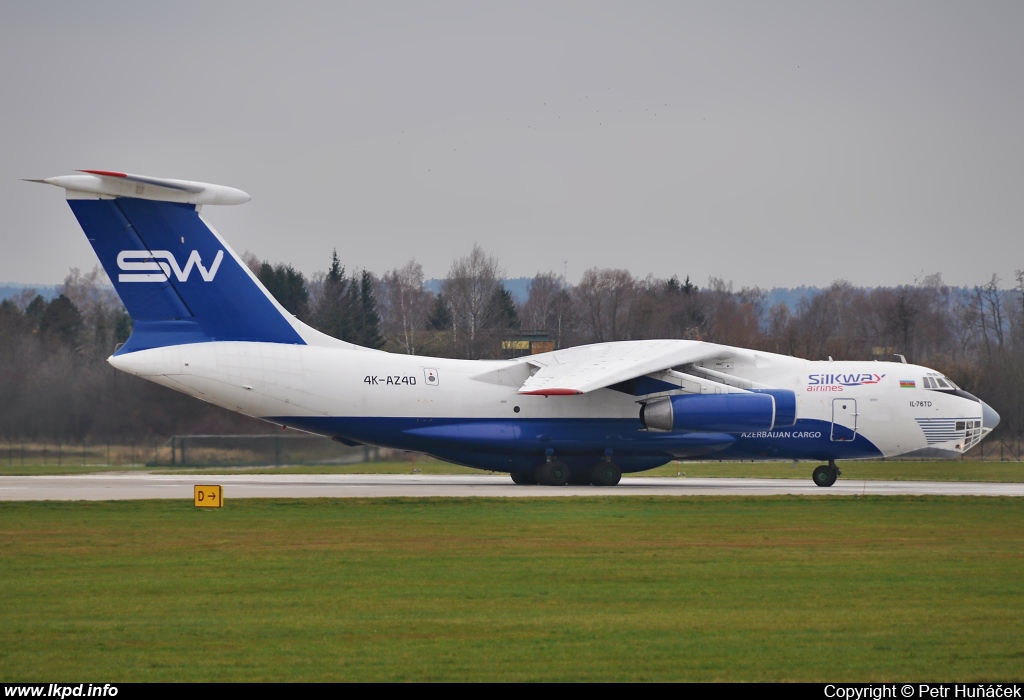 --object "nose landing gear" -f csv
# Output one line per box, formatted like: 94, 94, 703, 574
812, 461, 841, 487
